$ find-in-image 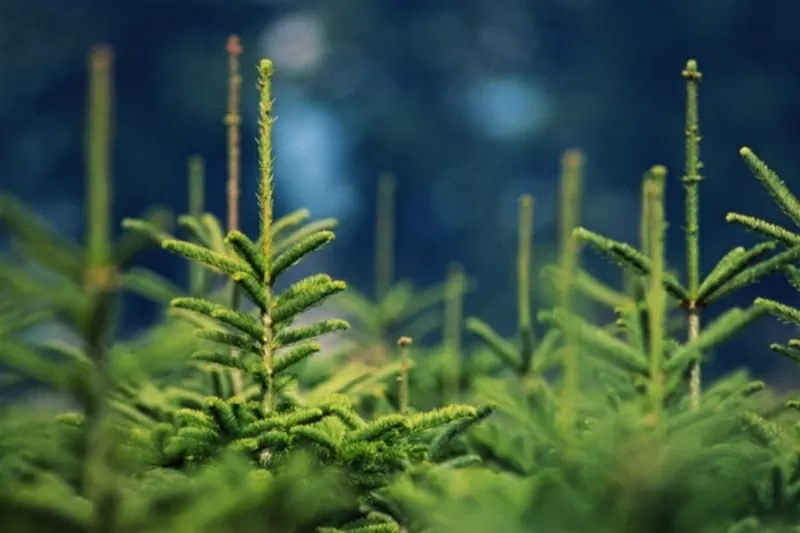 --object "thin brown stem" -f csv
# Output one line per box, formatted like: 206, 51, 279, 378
225, 35, 243, 235
398, 336, 412, 415
225, 35, 244, 396
688, 309, 701, 409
